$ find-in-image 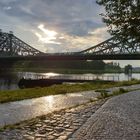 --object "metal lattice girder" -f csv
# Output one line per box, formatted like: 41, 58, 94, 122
0, 31, 44, 56
79, 36, 140, 55
1, 30, 140, 58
